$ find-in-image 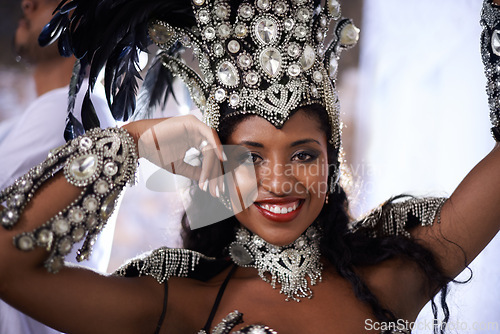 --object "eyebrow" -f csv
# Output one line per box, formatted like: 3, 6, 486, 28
239, 138, 320, 148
